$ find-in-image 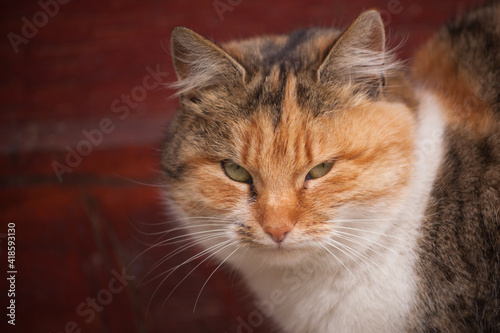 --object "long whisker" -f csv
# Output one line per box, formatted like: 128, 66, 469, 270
327, 239, 382, 273
333, 232, 390, 259
320, 244, 354, 278
161, 241, 237, 308
156, 228, 228, 245
133, 215, 235, 227
228, 246, 250, 285
333, 230, 400, 256
333, 225, 406, 242
324, 239, 373, 273
193, 246, 240, 312
131, 222, 227, 238
127, 227, 227, 269
142, 232, 228, 283
329, 218, 403, 224
161, 222, 232, 234
325, 240, 369, 272
128, 222, 229, 252
112, 173, 164, 188
146, 239, 233, 314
